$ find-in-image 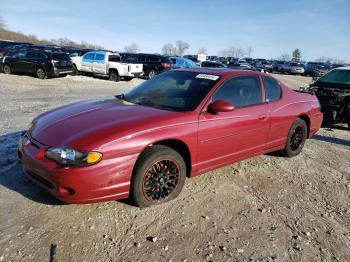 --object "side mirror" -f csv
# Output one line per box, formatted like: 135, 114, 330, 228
208, 100, 235, 114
